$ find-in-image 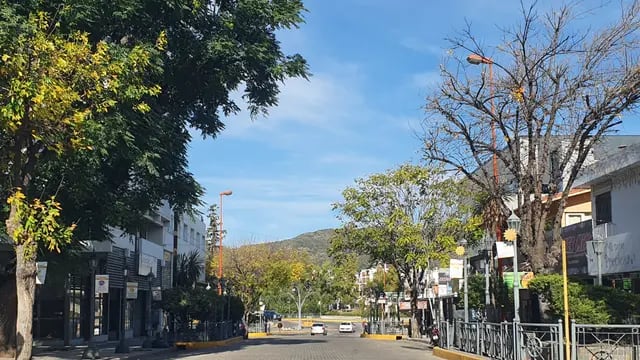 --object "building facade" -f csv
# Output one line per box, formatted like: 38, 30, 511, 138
576, 142, 640, 292
31, 201, 207, 346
